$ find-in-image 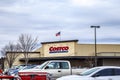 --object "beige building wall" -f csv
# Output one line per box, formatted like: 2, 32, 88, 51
97, 44, 120, 52
76, 44, 95, 56
34, 47, 44, 57
13, 53, 40, 65
97, 44, 120, 56
76, 44, 120, 56
38, 42, 120, 57
41, 42, 120, 57
42, 41, 77, 57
